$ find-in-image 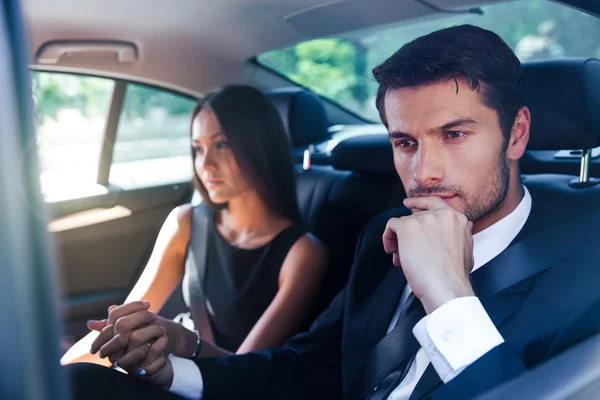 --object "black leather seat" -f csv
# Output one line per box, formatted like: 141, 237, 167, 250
520, 58, 600, 176
268, 87, 332, 164
268, 88, 404, 317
